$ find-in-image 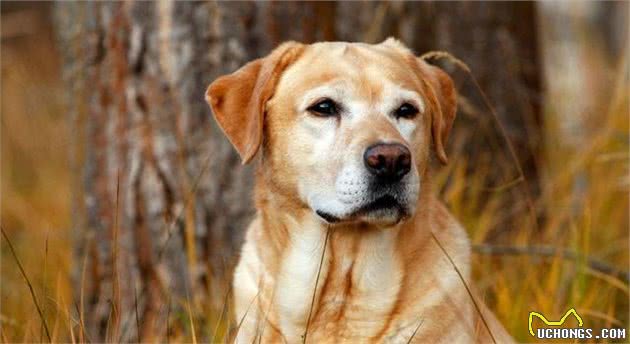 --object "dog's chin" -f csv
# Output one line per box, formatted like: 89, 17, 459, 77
356, 208, 408, 227
315, 195, 412, 227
